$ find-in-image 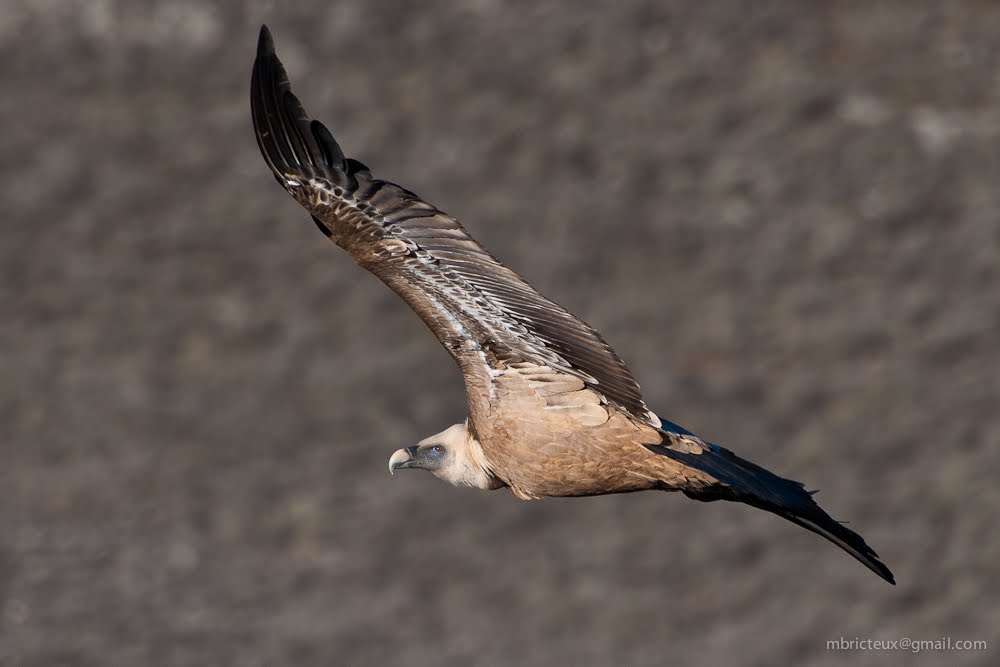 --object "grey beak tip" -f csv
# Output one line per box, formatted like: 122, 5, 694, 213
388, 447, 414, 475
